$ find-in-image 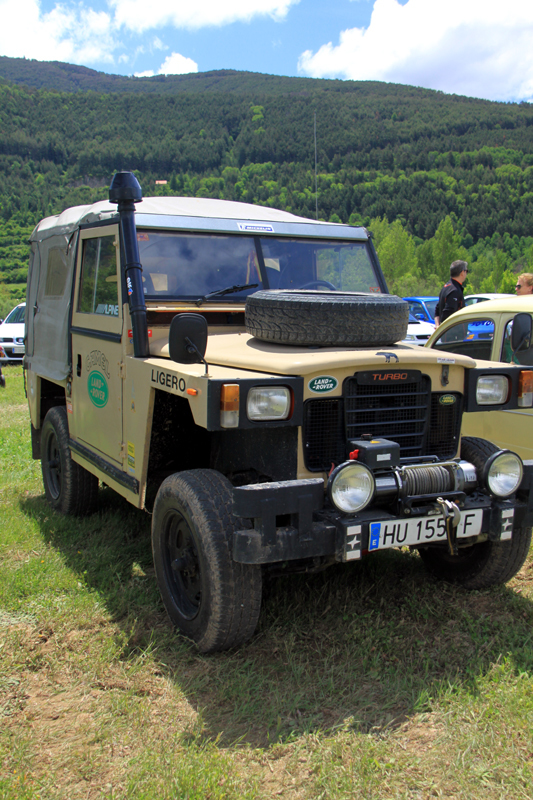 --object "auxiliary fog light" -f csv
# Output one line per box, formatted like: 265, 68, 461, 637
484, 450, 523, 498
328, 462, 375, 514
